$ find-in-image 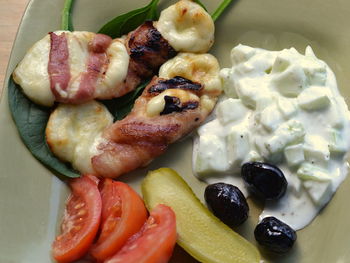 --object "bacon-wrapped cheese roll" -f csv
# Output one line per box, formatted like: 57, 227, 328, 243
13, 0, 214, 107
46, 52, 222, 177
